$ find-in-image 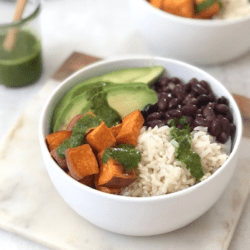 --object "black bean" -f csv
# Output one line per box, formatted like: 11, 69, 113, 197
217, 131, 229, 144
164, 112, 172, 120
170, 77, 181, 84
168, 109, 183, 118
221, 117, 230, 134
192, 83, 208, 95
147, 112, 162, 121
193, 118, 210, 127
182, 104, 198, 116
142, 103, 158, 116
209, 119, 222, 137
199, 80, 212, 93
203, 106, 215, 118
217, 96, 229, 106
197, 94, 211, 107
189, 78, 199, 86
196, 109, 202, 114
159, 77, 169, 87
208, 93, 216, 102
229, 124, 236, 137
162, 85, 173, 93
186, 116, 194, 125
217, 114, 224, 120
215, 104, 229, 114
146, 120, 165, 128
168, 98, 179, 109
225, 110, 234, 123
183, 93, 194, 105
173, 84, 185, 99
184, 82, 192, 92
158, 97, 169, 111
